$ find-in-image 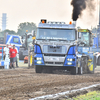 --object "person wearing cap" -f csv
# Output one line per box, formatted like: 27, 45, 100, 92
9, 45, 17, 69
